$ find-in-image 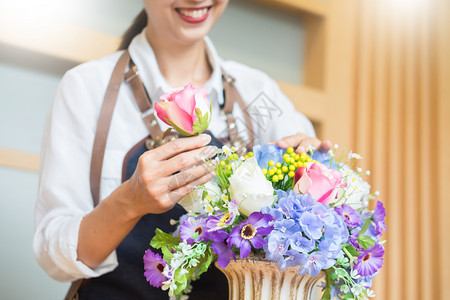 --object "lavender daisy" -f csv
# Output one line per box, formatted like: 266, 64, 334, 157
179, 216, 209, 244
206, 199, 239, 232
227, 212, 274, 259
335, 205, 362, 227
143, 250, 168, 288
211, 241, 236, 268
354, 243, 385, 276
373, 201, 387, 235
